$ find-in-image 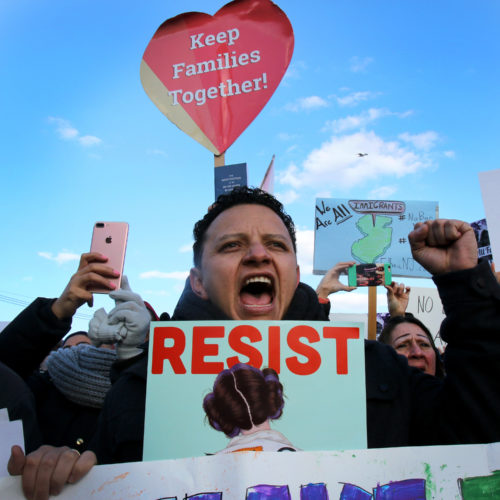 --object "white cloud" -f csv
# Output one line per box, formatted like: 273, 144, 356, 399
285, 96, 328, 112
60, 127, 78, 139
350, 56, 374, 73
301, 96, 329, 109
296, 229, 315, 275
368, 185, 397, 198
78, 135, 102, 147
139, 270, 189, 280
38, 251, 80, 264
279, 131, 431, 191
398, 131, 439, 151
315, 191, 333, 200
444, 150, 455, 158
48, 117, 78, 139
283, 60, 307, 82
324, 108, 411, 133
179, 243, 193, 253
276, 189, 299, 205
335, 91, 379, 107
397, 110, 414, 119
325, 108, 387, 132
279, 163, 300, 188
48, 117, 102, 147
